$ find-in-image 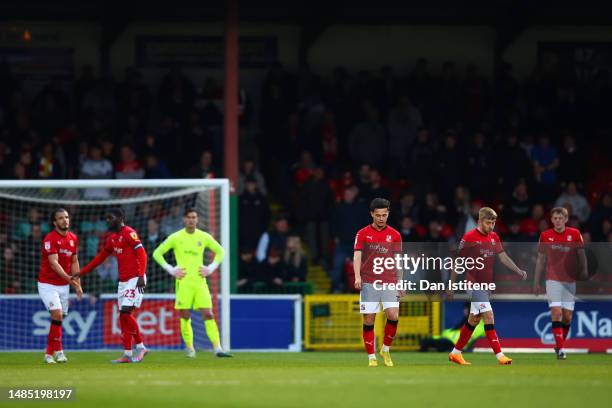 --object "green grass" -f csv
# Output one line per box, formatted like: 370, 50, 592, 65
0, 352, 611, 408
